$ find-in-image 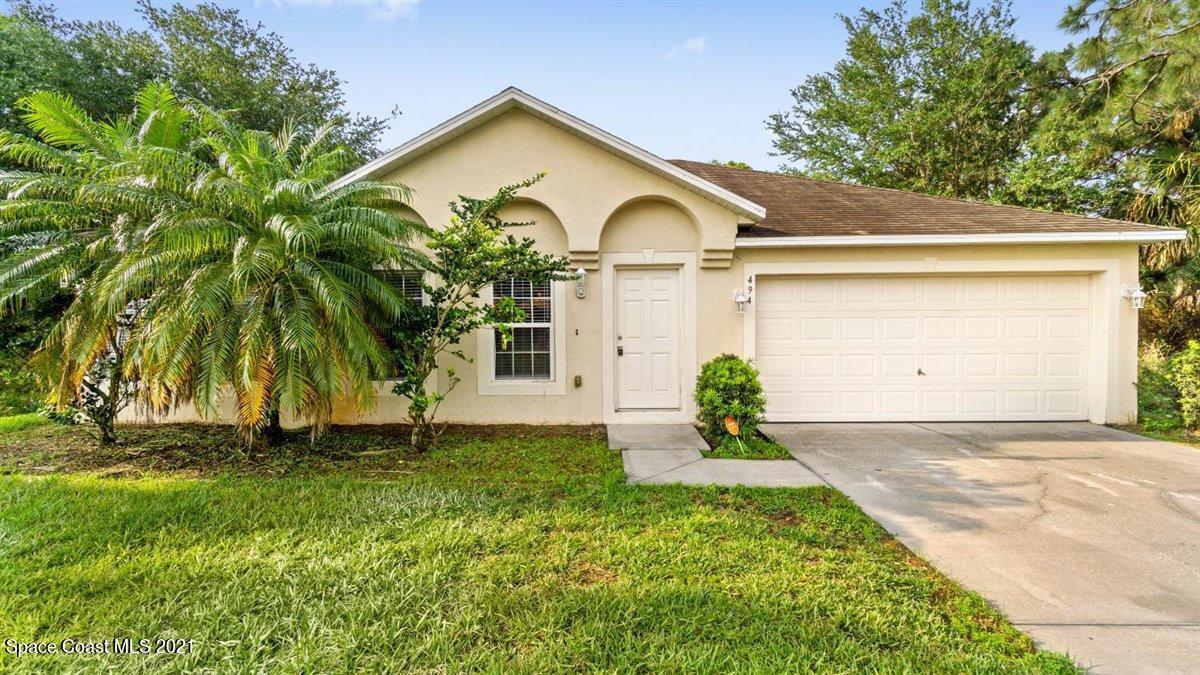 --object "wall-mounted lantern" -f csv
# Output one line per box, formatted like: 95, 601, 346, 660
1122, 284, 1147, 310
575, 267, 587, 299
733, 276, 754, 313
732, 289, 750, 313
